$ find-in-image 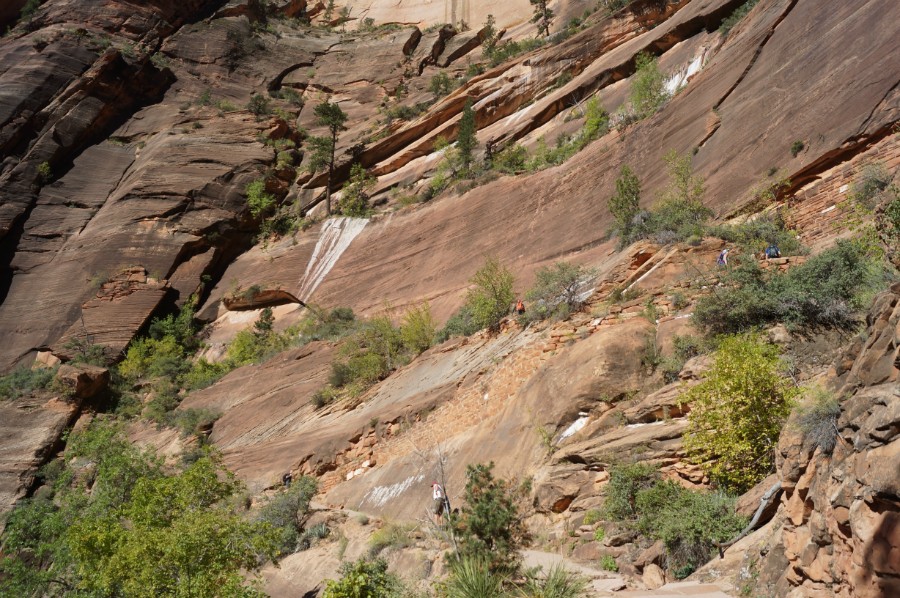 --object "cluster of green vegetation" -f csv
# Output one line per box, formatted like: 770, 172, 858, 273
429, 71, 456, 97
256, 475, 319, 553
0, 422, 283, 597
705, 212, 804, 257
680, 333, 799, 492
451, 462, 530, 574
657, 334, 705, 383
602, 462, 747, 576
0, 365, 58, 400
794, 387, 842, 455
610, 153, 806, 254
611, 150, 711, 246
438, 256, 516, 341
337, 163, 375, 217
313, 303, 436, 407
613, 52, 669, 128
520, 261, 596, 324
692, 240, 890, 335
523, 99, 610, 171
719, 0, 760, 37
